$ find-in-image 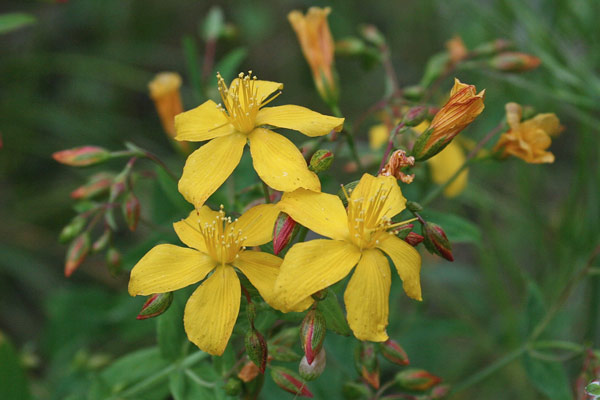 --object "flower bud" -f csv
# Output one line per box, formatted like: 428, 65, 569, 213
586, 380, 600, 397
106, 246, 122, 276
342, 381, 371, 399
354, 342, 379, 389
430, 384, 451, 399
308, 150, 334, 173
122, 192, 140, 232
471, 39, 513, 57
489, 52, 540, 72
394, 368, 441, 391
405, 232, 425, 247
422, 222, 454, 261
53, 146, 112, 167
223, 377, 242, 396
378, 339, 409, 366
245, 329, 268, 374
59, 215, 87, 244
335, 37, 366, 56
64, 232, 91, 277
136, 292, 173, 320
91, 229, 111, 253
273, 214, 299, 255
299, 349, 326, 381
406, 201, 423, 213
271, 366, 313, 397
238, 361, 260, 383
403, 106, 429, 127
300, 309, 326, 365
412, 79, 485, 161
359, 24, 385, 47
70, 172, 114, 199
402, 85, 425, 101
393, 223, 413, 240
446, 35, 468, 63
